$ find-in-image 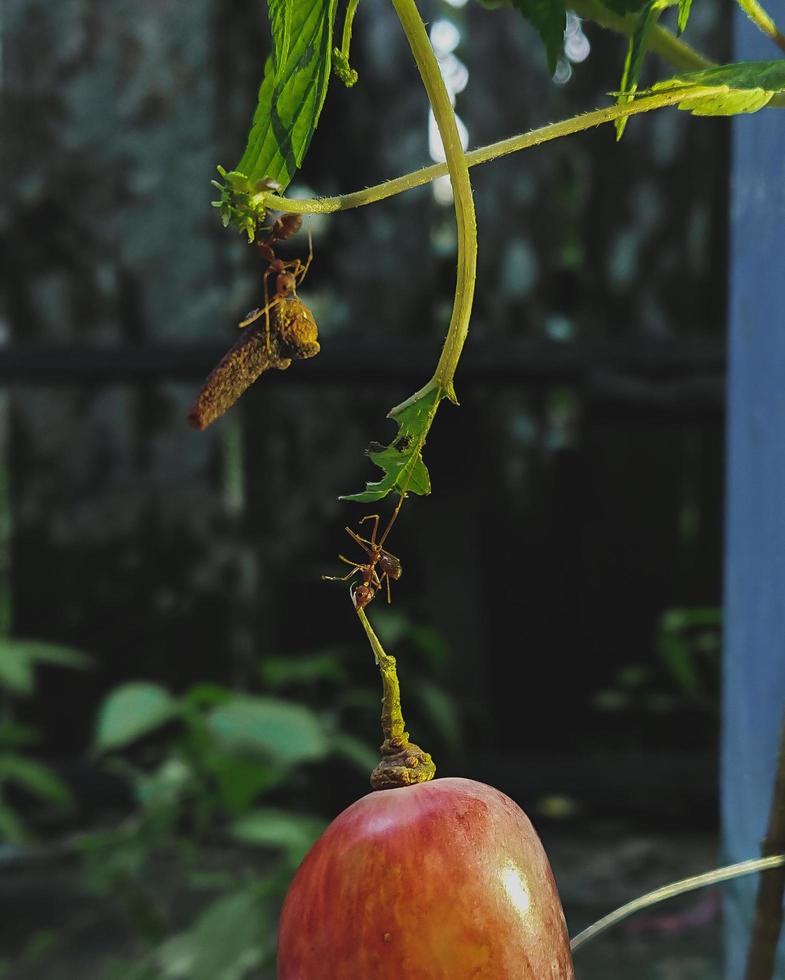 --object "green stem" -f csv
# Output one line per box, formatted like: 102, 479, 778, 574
389, 0, 477, 397
356, 607, 436, 789
735, 0, 785, 54
356, 608, 408, 748
572, 0, 714, 70
341, 0, 360, 60
333, 0, 361, 86
259, 86, 734, 218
